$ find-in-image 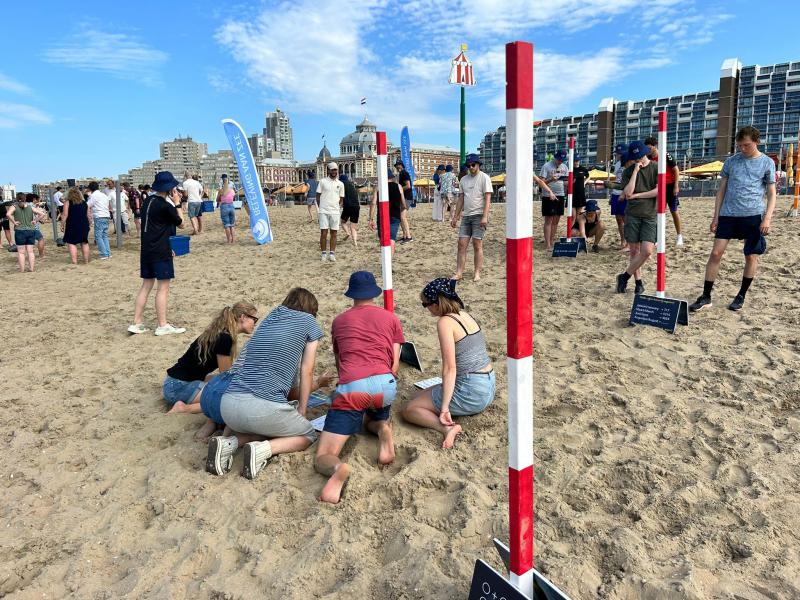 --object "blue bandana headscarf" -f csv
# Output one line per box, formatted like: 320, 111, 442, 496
422, 278, 464, 308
